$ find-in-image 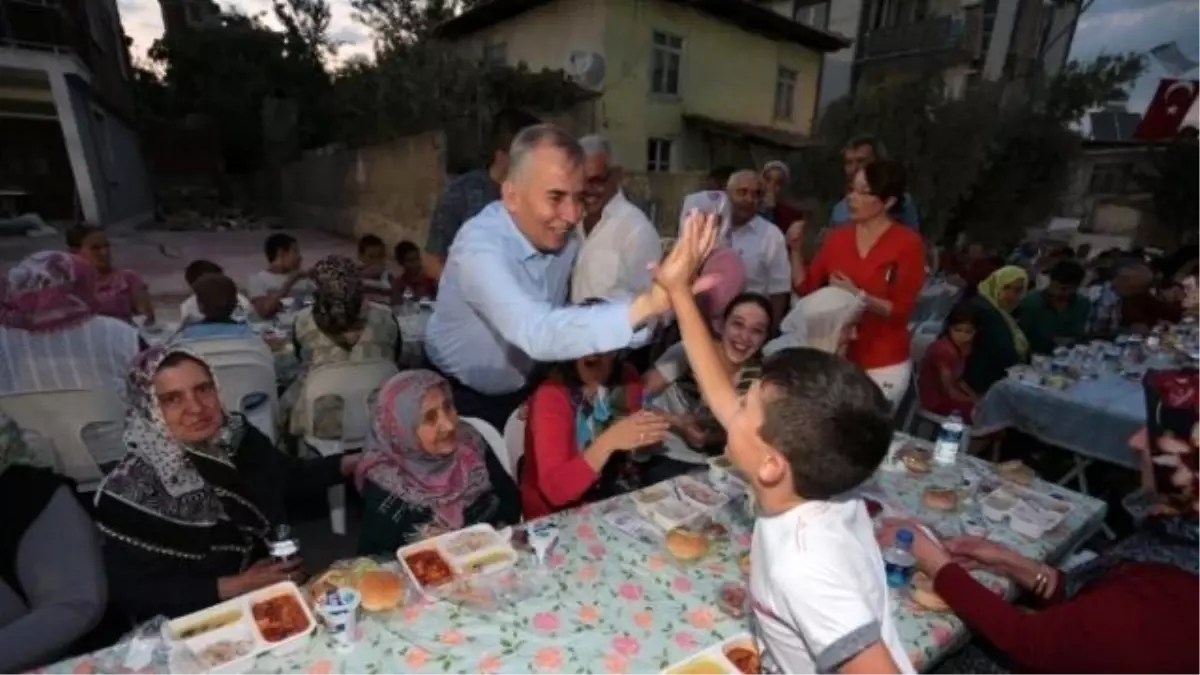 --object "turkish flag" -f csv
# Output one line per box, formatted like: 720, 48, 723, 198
1135, 78, 1199, 140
